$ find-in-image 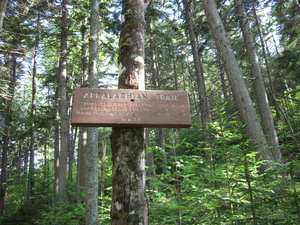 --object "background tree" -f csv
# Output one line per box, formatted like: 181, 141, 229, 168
234, 0, 281, 161
182, 0, 211, 145
0, 0, 7, 31
202, 0, 276, 172
85, 0, 100, 223
56, 0, 69, 201
28, 11, 40, 201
